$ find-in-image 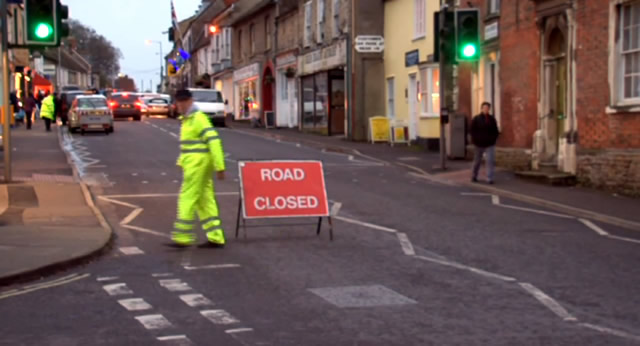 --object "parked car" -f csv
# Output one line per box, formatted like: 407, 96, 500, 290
108, 92, 142, 121
189, 88, 226, 127
68, 95, 114, 135
61, 91, 86, 123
